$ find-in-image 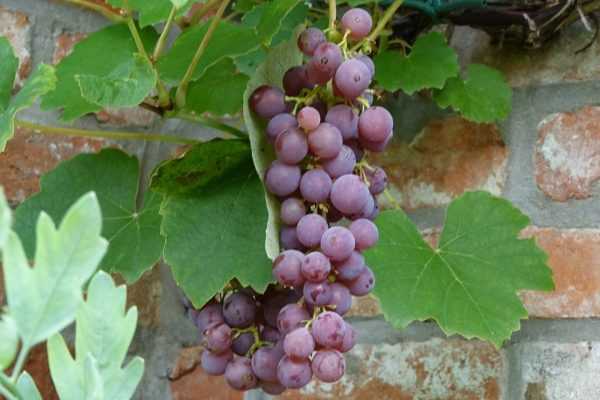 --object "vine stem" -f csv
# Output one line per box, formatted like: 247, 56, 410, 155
62, 0, 125, 22
352, 0, 404, 52
175, 0, 231, 109
152, 6, 177, 61
16, 120, 202, 145
0, 372, 21, 400
328, 0, 337, 32
189, 0, 221, 25
174, 111, 247, 139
